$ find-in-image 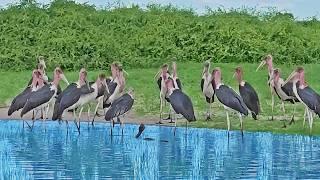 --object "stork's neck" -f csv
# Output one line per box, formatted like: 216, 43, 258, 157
202, 67, 209, 78
214, 76, 222, 89
52, 75, 60, 87
299, 73, 307, 89
236, 73, 243, 85
267, 62, 273, 75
